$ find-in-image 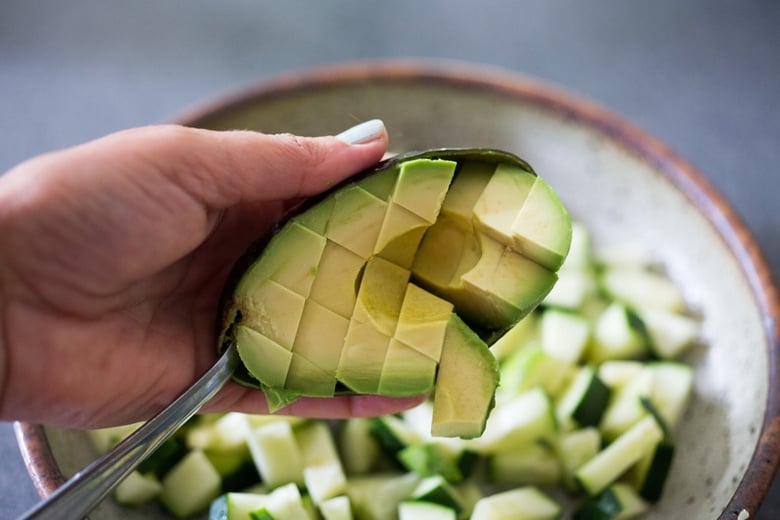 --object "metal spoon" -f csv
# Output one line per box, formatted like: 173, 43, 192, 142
18, 341, 241, 520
